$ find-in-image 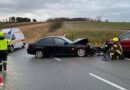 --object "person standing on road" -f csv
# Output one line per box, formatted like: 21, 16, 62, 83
0, 32, 8, 71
